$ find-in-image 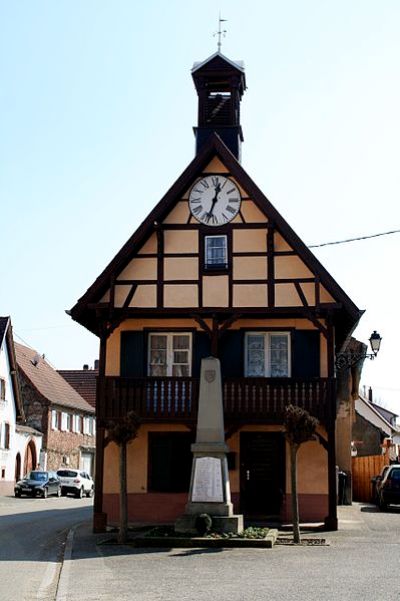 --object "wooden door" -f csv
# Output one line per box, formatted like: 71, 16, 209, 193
240, 432, 285, 517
